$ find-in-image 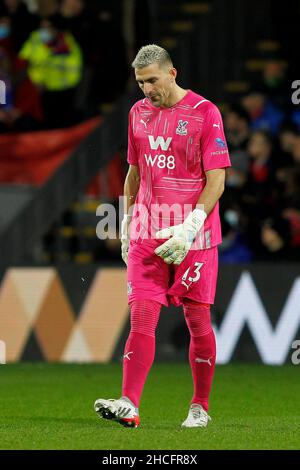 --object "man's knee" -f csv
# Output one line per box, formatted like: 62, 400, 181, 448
182, 298, 212, 337
130, 299, 162, 337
